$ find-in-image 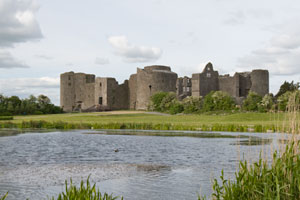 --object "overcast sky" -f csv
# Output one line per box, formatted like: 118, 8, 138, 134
0, 0, 300, 105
